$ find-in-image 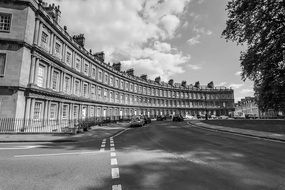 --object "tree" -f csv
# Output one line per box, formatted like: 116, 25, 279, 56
222, 0, 285, 112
